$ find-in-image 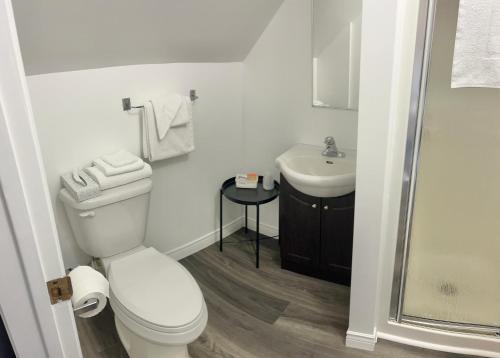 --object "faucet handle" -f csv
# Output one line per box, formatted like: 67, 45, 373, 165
324, 136, 335, 145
